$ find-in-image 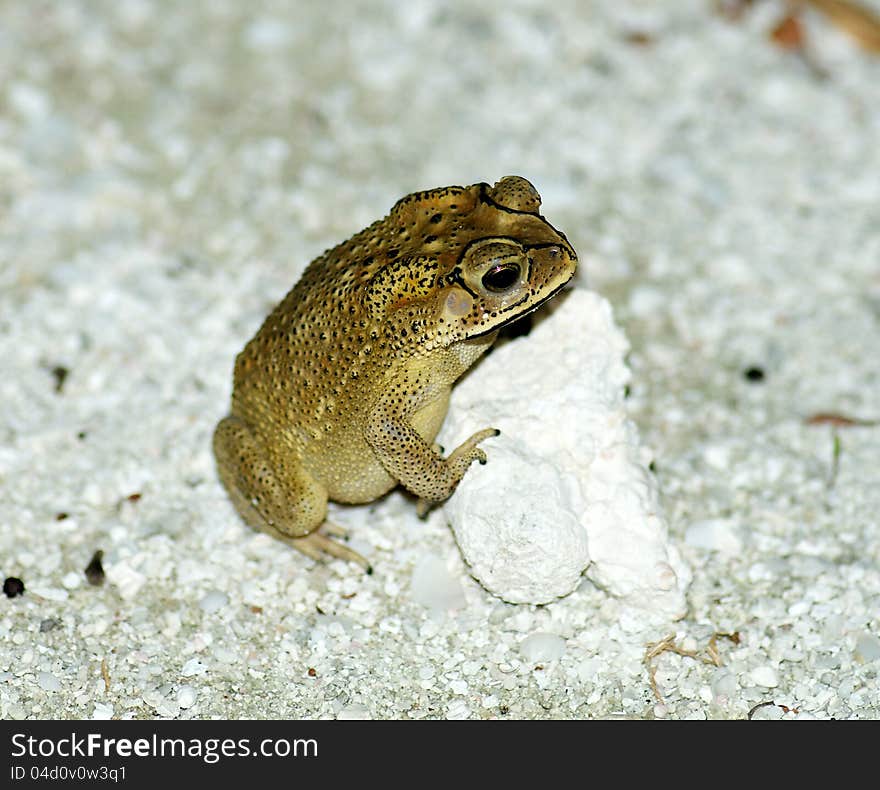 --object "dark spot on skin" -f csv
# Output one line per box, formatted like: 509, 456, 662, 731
84, 550, 106, 586
744, 366, 765, 383
3, 577, 25, 598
